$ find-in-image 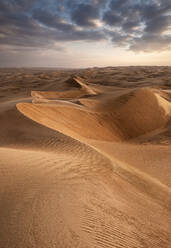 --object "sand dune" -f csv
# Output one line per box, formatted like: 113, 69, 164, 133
0, 67, 171, 247
31, 77, 97, 102
17, 88, 171, 142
